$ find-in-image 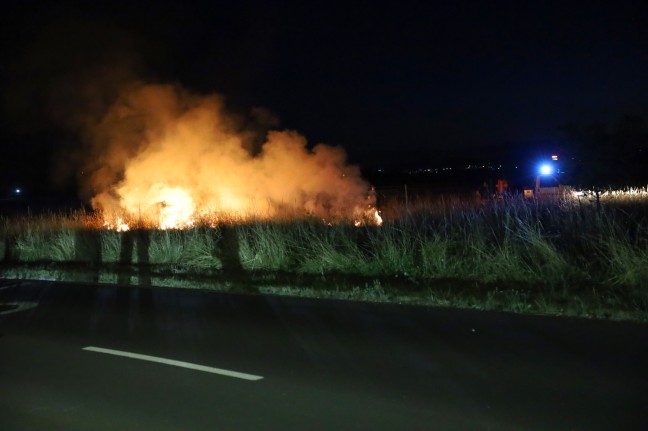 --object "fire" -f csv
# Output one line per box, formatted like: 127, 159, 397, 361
103, 217, 130, 232
374, 209, 383, 225
119, 184, 196, 229
355, 209, 383, 227
85, 83, 381, 229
